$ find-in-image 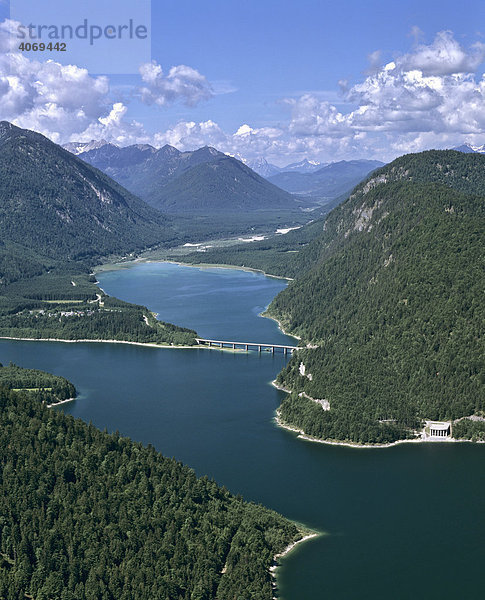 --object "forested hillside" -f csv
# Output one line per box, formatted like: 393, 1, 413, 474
0, 389, 302, 599
266, 151, 484, 444
0, 122, 175, 261
147, 155, 304, 213
76, 142, 305, 214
